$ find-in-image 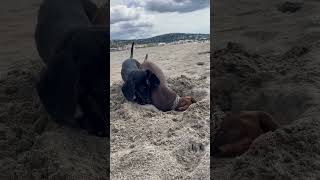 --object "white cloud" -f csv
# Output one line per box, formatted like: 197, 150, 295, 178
111, 5, 154, 39
127, 0, 209, 13
110, 0, 210, 39
111, 5, 141, 24
111, 20, 154, 39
